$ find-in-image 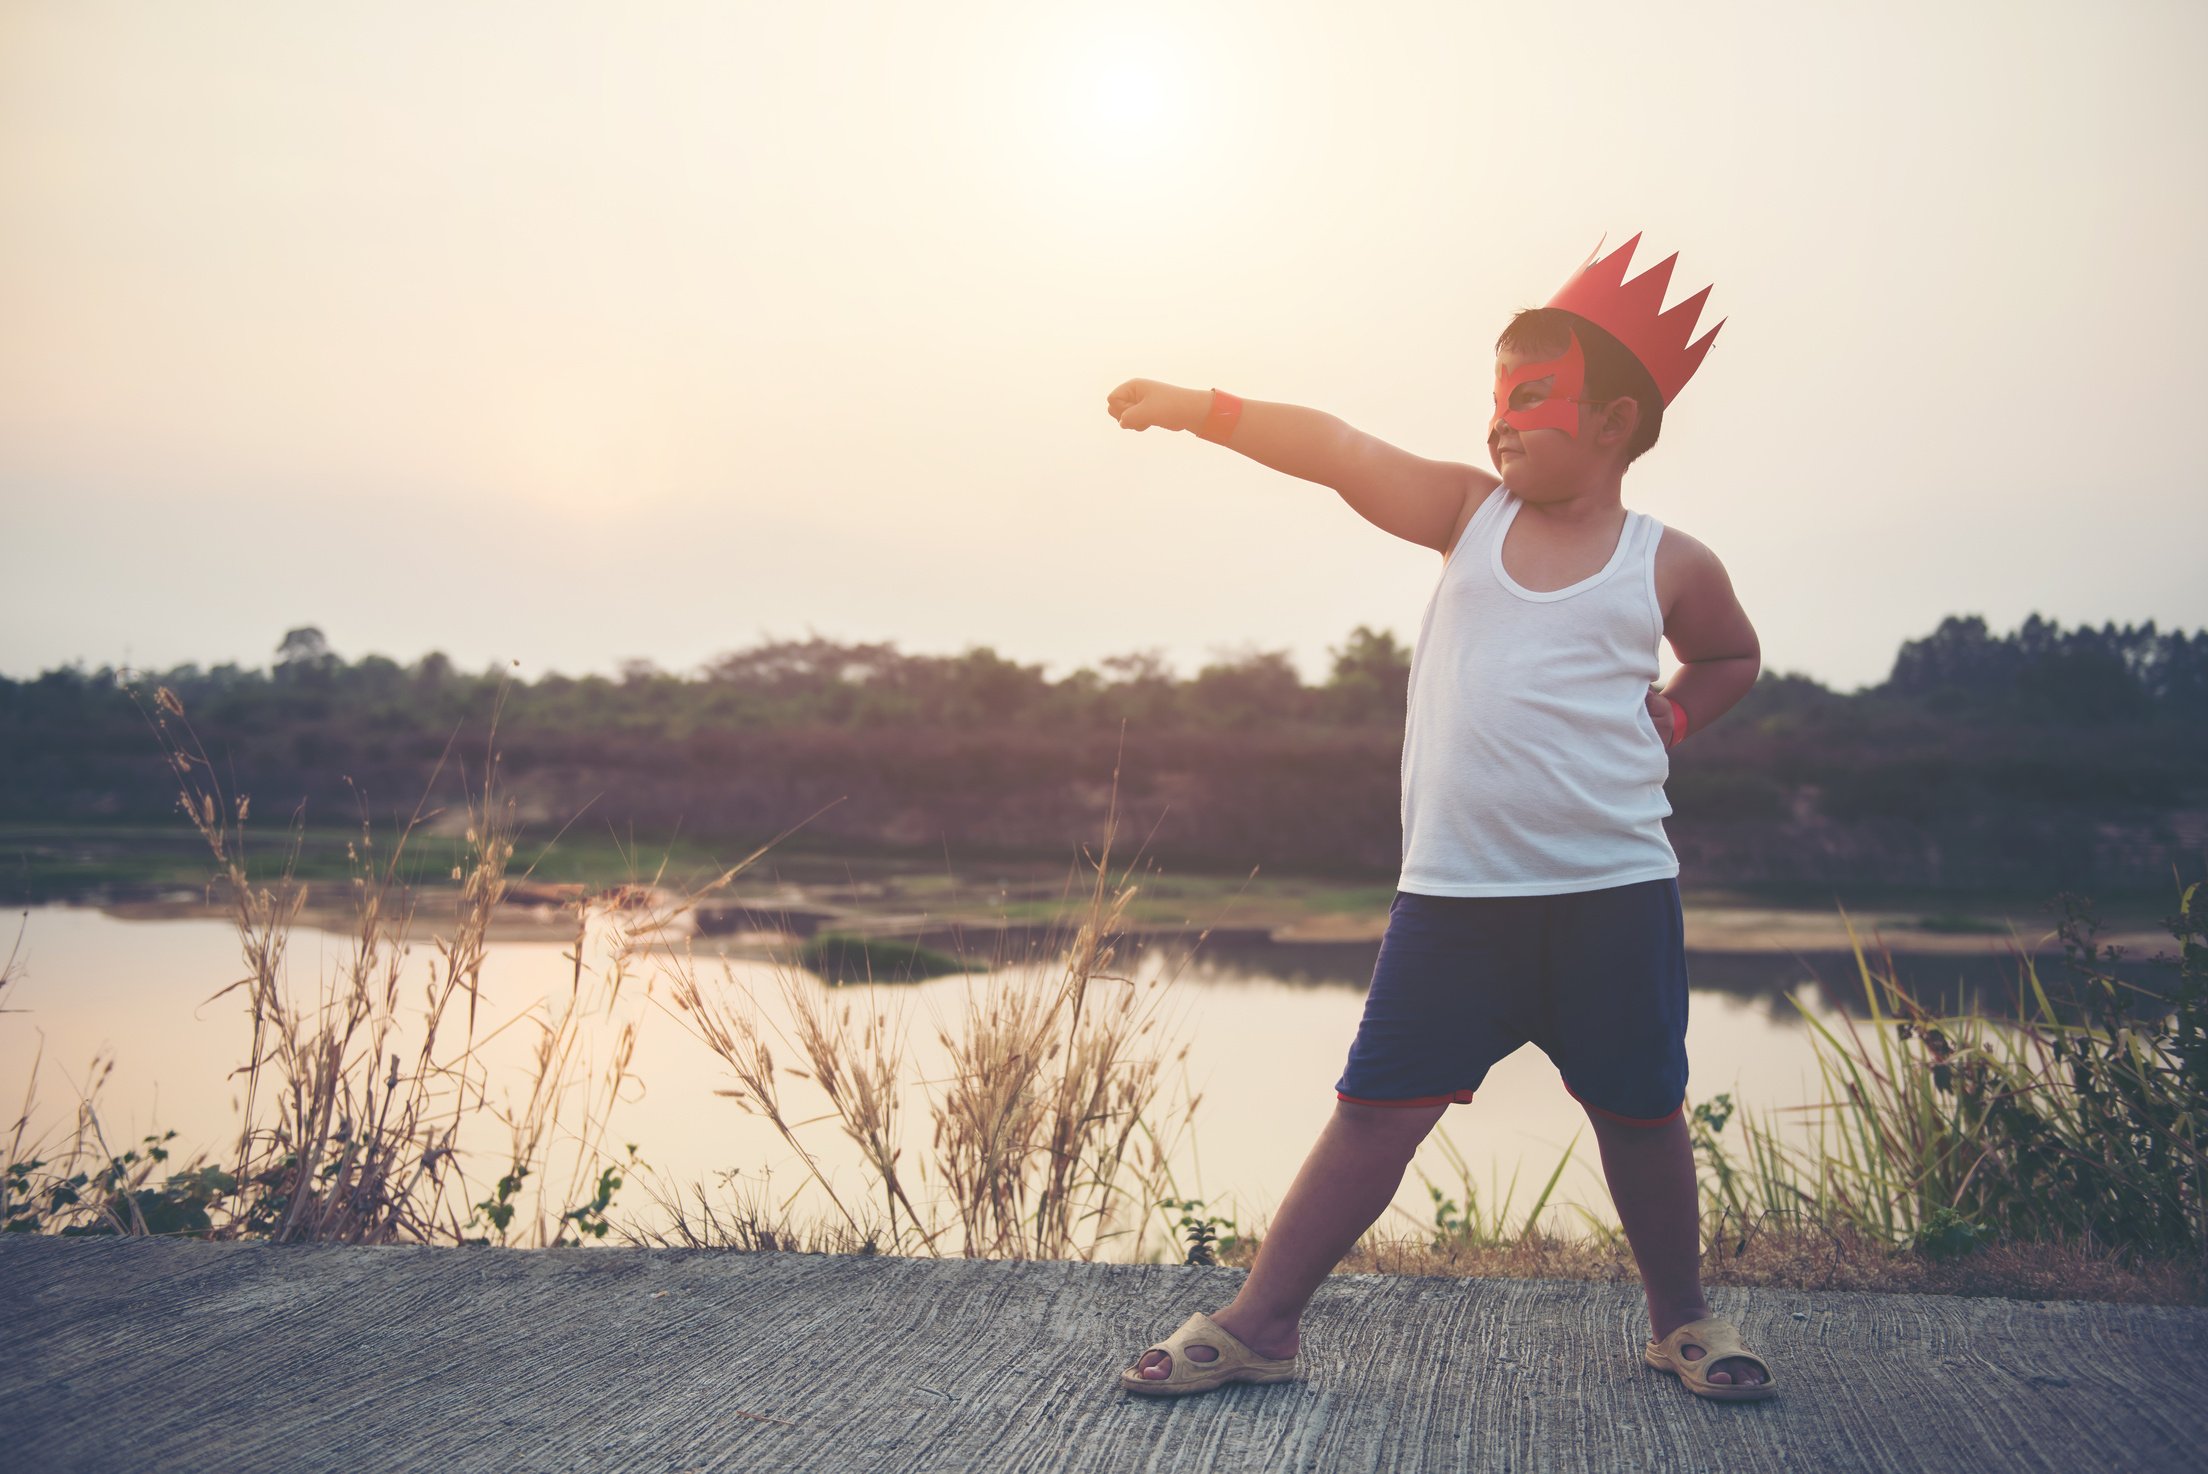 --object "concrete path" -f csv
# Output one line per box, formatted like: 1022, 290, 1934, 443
5, 1239, 2203, 1473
